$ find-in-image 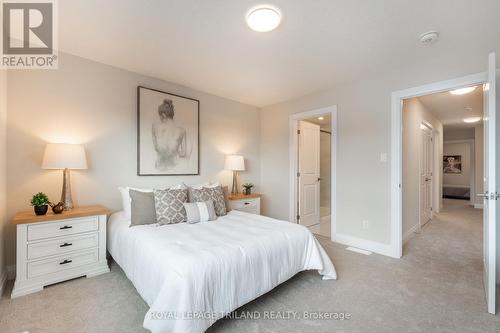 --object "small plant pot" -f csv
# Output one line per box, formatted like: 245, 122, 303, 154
34, 205, 48, 216
243, 188, 252, 195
